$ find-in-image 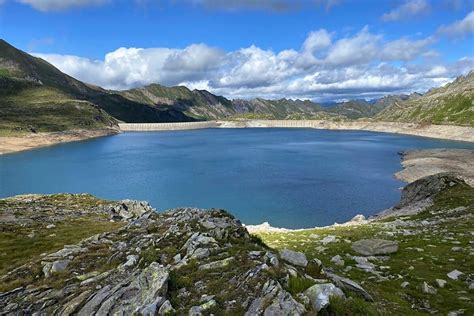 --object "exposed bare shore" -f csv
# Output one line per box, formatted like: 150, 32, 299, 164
0, 129, 118, 155
395, 149, 474, 186
217, 120, 474, 142
118, 120, 474, 142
